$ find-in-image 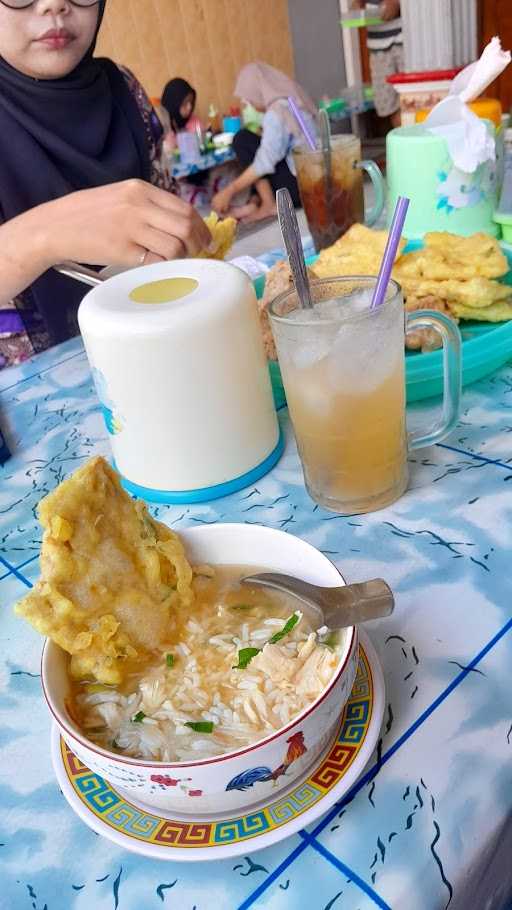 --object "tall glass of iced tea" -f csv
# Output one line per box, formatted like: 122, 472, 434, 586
269, 277, 461, 514
293, 136, 385, 251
